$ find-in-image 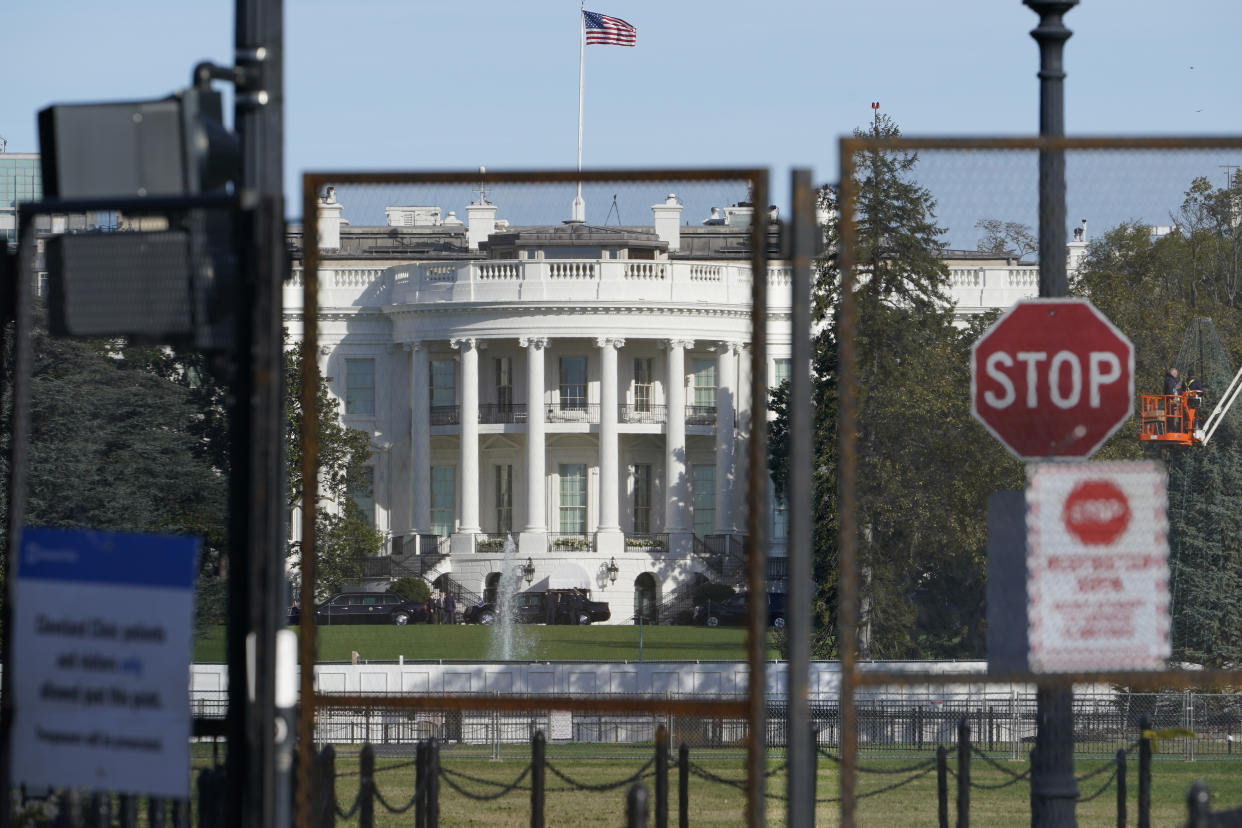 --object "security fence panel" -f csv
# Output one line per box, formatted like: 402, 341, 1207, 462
834, 136, 1242, 822
296, 169, 773, 826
